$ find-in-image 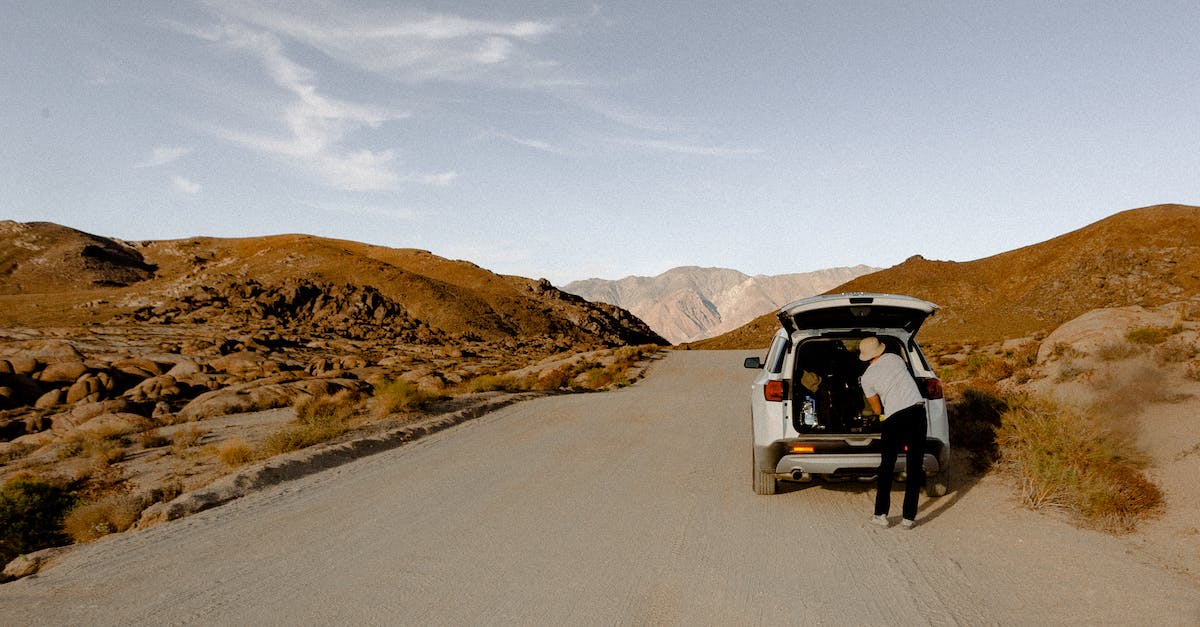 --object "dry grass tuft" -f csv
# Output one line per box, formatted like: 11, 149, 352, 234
1125, 326, 1175, 345
62, 493, 144, 542
216, 438, 255, 468
1095, 341, 1142, 362
996, 395, 1162, 533
171, 425, 207, 453
372, 379, 439, 418
464, 374, 519, 393
262, 392, 358, 456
